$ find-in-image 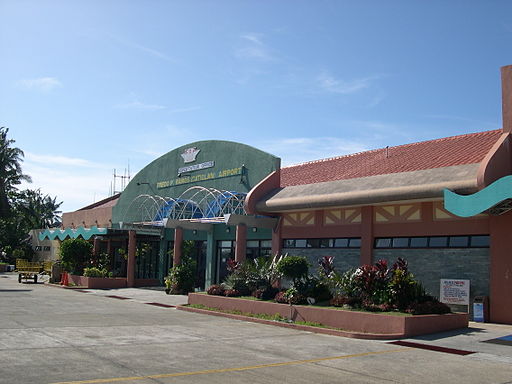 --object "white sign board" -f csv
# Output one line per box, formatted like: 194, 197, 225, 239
440, 279, 470, 305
